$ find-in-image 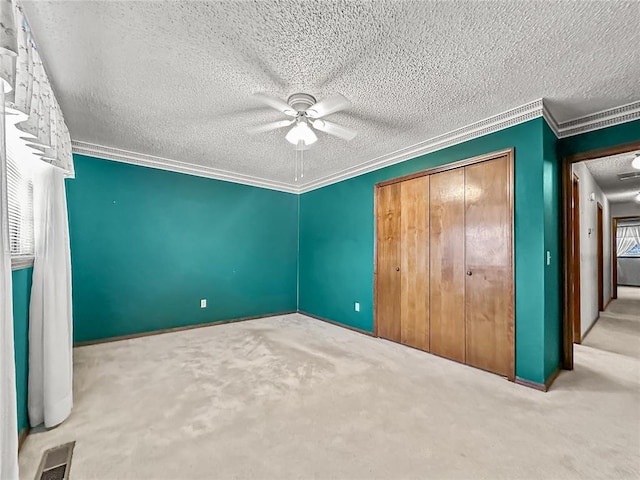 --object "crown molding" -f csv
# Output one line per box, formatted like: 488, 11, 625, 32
71, 141, 300, 194
299, 99, 640, 193
553, 100, 640, 138
297, 99, 545, 193
72, 98, 640, 195
541, 100, 562, 137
